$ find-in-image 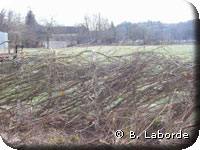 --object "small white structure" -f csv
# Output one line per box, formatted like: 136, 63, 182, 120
0, 31, 8, 51
44, 41, 67, 49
